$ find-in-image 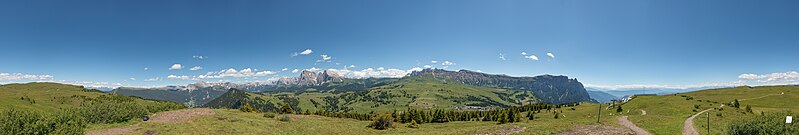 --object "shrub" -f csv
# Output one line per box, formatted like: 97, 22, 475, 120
728, 112, 799, 135
280, 103, 294, 114
239, 103, 257, 113
406, 120, 419, 128
368, 114, 395, 130
263, 113, 276, 118
616, 106, 623, 113
0, 109, 86, 135
277, 115, 291, 122
745, 105, 753, 113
